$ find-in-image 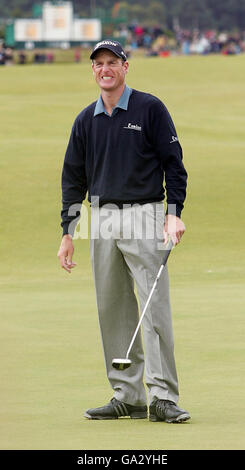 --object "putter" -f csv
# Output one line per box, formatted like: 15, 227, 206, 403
112, 239, 174, 370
